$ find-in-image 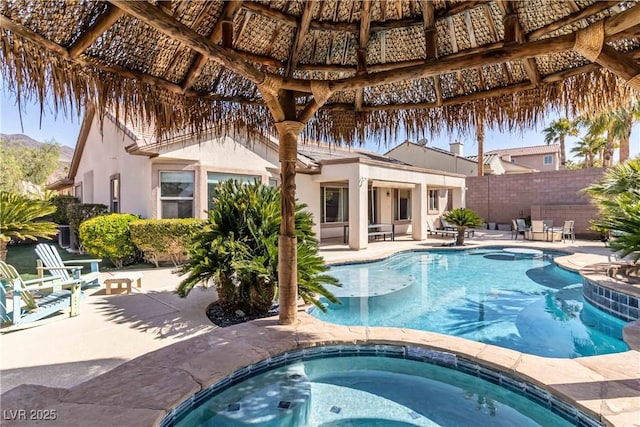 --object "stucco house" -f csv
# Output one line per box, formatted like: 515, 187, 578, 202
50, 108, 466, 250
484, 145, 561, 172
386, 140, 535, 176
